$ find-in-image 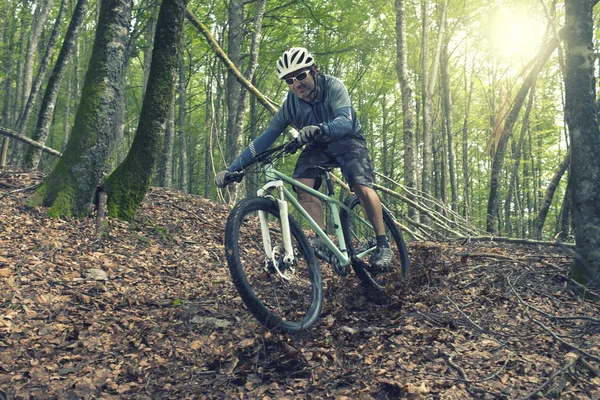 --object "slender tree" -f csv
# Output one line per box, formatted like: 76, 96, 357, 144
486, 39, 558, 233
177, 54, 188, 192
534, 150, 570, 239
394, 0, 418, 219
22, 0, 54, 110
22, 0, 89, 170
223, 0, 244, 202
16, 0, 67, 139
441, 35, 457, 212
